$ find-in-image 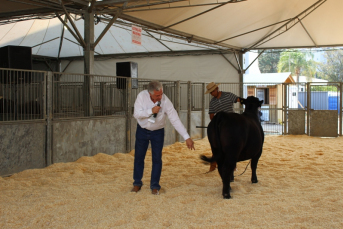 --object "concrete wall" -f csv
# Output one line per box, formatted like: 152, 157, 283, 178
0, 122, 46, 176
52, 117, 126, 163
